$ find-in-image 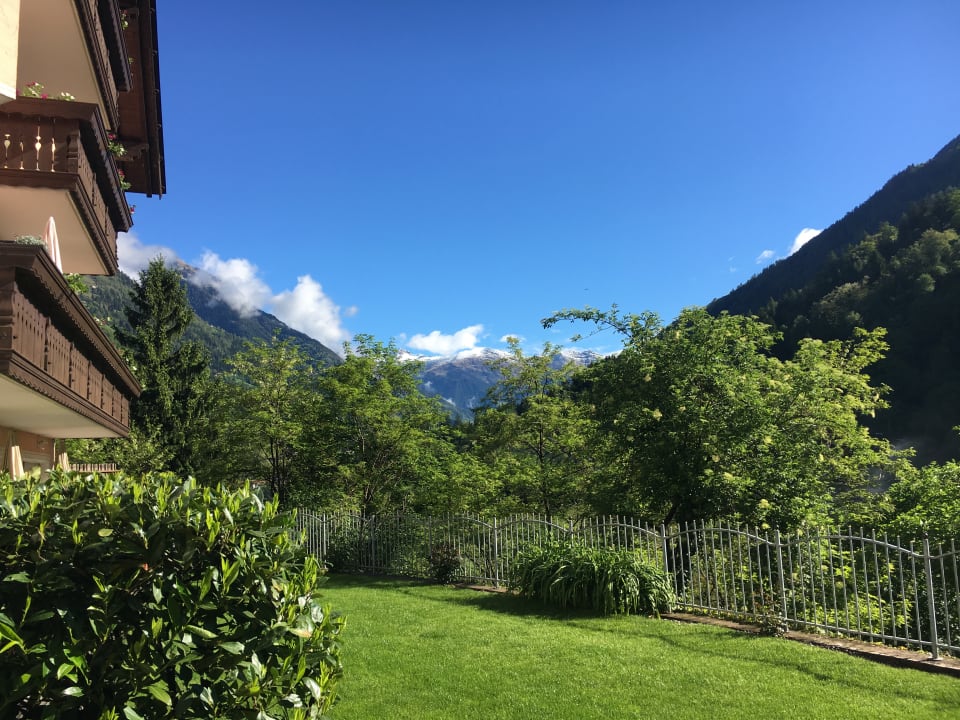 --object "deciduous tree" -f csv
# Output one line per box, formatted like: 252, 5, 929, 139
545, 306, 896, 528
214, 334, 314, 505
473, 339, 598, 519
305, 336, 455, 515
